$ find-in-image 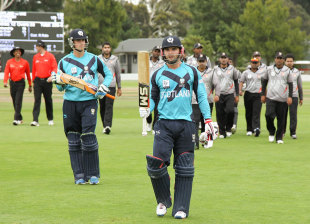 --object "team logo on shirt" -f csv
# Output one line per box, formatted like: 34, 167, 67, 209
247, 74, 252, 79
84, 66, 89, 73
91, 108, 95, 115
179, 78, 185, 87
163, 80, 170, 89
71, 67, 77, 74
271, 71, 275, 76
